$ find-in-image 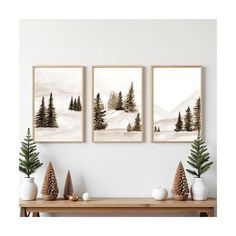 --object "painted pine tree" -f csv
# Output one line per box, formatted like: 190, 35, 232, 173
107, 91, 118, 110
46, 93, 58, 128
133, 113, 142, 131
69, 96, 73, 110
157, 127, 160, 132
175, 112, 183, 132
193, 97, 201, 131
115, 91, 124, 110
154, 126, 158, 132
77, 96, 82, 111
35, 96, 46, 127
94, 93, 108, 130
124, 82, 136, 113
73, 98, 77, 111
184, 106, 193, 131
127, 123, 132, 132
